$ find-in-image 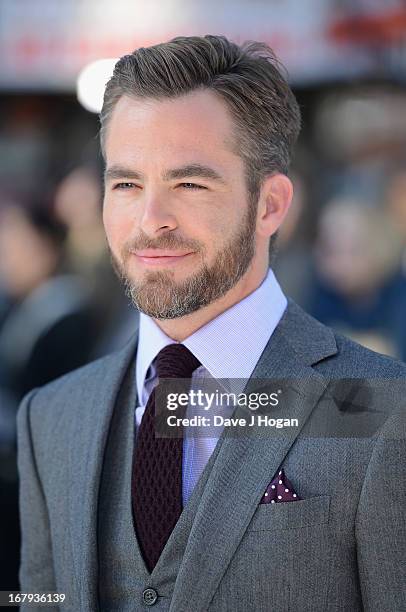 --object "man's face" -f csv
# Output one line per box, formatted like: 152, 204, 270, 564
103, 89, 259, 319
